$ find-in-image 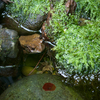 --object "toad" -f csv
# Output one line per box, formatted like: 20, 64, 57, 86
19, 34, 45, 54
